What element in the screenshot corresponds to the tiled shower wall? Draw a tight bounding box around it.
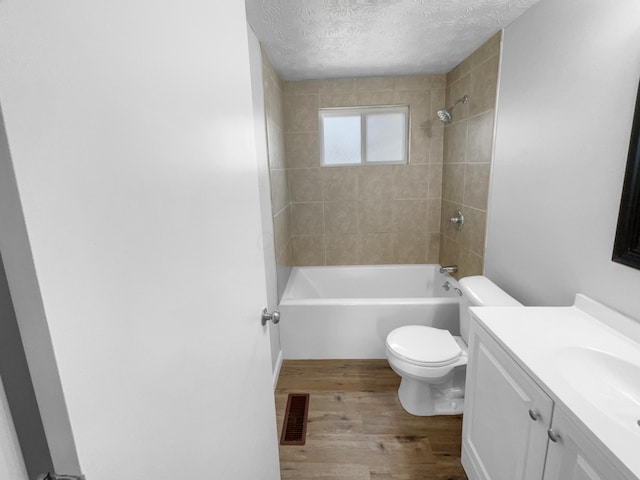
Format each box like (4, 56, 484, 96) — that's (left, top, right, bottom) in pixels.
(262, 53, 292, 276)
(283, 75, 446, 265)
(440, 32, 501, 279)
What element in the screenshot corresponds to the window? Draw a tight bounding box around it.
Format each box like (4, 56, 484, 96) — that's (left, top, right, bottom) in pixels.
(319, 106, 409, 166)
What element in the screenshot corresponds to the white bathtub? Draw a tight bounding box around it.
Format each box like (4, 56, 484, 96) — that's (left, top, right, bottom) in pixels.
(278, 264, 461, 359)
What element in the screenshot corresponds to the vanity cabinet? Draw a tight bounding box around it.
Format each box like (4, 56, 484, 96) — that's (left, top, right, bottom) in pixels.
(543, 408, 622, 480)
(462, 316, 637, 480)
(461, 321, 553, 480)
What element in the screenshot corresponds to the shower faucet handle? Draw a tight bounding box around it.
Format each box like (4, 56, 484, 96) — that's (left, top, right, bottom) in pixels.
(450, 210, 464, 230)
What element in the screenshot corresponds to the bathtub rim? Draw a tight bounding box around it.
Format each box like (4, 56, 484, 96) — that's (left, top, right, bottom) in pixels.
(280, 263, 459, 305)
(279, 297, 460, 307)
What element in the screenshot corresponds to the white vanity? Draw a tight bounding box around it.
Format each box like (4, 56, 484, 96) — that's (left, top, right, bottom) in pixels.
(461, 294, 640, 480)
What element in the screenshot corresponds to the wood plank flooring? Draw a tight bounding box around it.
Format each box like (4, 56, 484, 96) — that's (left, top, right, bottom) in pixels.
(275, 360, 468, 480)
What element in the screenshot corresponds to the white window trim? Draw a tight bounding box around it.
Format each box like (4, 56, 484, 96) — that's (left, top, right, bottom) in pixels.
(319, 105, 410, 167)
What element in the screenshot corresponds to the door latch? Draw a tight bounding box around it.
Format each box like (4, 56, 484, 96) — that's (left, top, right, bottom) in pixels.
(39, 473, 85, 480)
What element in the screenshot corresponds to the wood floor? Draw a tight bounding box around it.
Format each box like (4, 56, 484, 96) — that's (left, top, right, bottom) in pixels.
(275, 360, 468, 480)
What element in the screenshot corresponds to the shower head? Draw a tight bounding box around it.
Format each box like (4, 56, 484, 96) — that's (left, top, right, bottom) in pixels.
(437, 95, 469, 125)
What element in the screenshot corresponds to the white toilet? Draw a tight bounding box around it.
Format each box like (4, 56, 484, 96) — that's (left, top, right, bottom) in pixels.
(385, 275, 520, 416)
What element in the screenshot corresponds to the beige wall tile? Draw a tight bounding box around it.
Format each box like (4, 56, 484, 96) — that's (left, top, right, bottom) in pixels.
(444, 120, 467, 164)
(395, 90, 431, 128)
(458, 248, 484, 277)
(430, 89, 446, 125)
(291, 202, 324, 235)
(358, 199, 392, 233)
(358, 165, 393, 199)
(471, 31, 502, 69)
(432, 75, 446, 89)
(438, 36, 500, 274)
(443, 163, 465, 204)
(293, 235, 326, 265)
(356, 76, 394, 92)
(410, 127, 429, 164)
(426, 199, 442, 232)
(325, 201, 359, 234)
(428, 164, 443, 199)
(460, 207, 487, 256)
(469, 55, 499, 117)
(392, 199, 429, 232)
(281, 75, 450, 267)
(285, 132, 319, 168)
(284, 80, 321, 95)
(393, 232, 428, 264)
(266, 119, 286, 169)
(263, 55, 293, 280)
(263, 73, 277, 123)
(322, 166, 358, 201)
(277, 240, 293, 268)
(440, 200, 463, 241)
(264, 66, 285, 128)
(392, 164, 429, 199)
(357, 91, 395, 106)
(319, 78, 356, 94)
(445, 75, 471, 122)
(463, 164, 491, 210)
(358, 233, 394, 264)
(270, 168, 290, 213)
(429, 127, 444, 164)
(284, 94, 319, 132)
(439, 235, 460, 272)
(466, 110, 495, 163)
(263, 53, 283, 91)
(273, 207, 291, 259)
(288, 168, 322, 202)
(320, 93, 358, 108)
(394, 75, 432, 91)
(426, 233, 441, 263)
(325, 234, 359, 265)
(447, 57, 472, 85)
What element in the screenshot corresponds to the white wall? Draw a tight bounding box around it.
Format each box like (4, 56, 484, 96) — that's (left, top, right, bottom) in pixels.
(486, 0, 640, 321)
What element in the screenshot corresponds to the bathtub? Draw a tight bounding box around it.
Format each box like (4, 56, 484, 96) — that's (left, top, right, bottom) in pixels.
(278, 264, 461, 359)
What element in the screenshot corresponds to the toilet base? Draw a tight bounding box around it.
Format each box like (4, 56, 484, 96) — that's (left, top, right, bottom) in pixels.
(397, 368, 466, 416)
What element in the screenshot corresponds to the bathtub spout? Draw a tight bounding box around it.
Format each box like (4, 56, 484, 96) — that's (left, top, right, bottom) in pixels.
(439, 265, 458, 274)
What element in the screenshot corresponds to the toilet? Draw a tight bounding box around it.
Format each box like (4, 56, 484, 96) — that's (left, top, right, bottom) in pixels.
(385, 275, 520, 416)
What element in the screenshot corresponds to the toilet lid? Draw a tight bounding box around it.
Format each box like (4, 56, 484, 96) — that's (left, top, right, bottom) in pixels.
(386, 325, 461, 366)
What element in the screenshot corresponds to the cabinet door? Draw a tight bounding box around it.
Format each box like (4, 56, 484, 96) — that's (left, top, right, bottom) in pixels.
(543, 408, 631, 480)
(462, 322, 553, 480)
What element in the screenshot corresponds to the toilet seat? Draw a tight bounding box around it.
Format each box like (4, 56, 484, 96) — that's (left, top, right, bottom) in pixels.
(386, 325, 461, 367)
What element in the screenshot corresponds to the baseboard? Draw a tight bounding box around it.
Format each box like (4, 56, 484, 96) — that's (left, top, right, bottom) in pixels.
(272, 349, 283, 391)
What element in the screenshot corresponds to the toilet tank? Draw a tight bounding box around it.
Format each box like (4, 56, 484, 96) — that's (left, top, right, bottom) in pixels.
(458, 275, 521, 343)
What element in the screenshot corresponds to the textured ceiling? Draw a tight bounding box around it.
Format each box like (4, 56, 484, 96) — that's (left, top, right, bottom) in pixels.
(245, 0, 539, 80)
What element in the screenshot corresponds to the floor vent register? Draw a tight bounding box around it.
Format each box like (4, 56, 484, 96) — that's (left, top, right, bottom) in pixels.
(280, 393, 309, 446)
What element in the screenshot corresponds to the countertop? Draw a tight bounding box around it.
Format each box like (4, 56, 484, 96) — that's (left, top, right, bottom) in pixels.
(470, 295, 640, 479)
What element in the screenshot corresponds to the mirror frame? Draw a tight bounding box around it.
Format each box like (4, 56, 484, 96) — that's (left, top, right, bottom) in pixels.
(613, 79, 640, 269)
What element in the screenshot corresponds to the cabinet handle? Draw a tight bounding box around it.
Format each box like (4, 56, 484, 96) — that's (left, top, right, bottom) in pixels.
(547, 428, 561, 443)
(528, 408, 540, 421)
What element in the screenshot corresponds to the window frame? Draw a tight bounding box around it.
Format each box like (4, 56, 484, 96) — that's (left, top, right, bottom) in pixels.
(319, 105, 410, 167)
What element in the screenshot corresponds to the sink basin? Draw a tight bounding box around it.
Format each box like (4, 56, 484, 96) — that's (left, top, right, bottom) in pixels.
(555, 347, 640, 433)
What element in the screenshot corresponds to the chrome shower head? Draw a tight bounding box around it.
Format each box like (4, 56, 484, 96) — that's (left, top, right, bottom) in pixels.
(437, 95, 469, 125)
(437, 108, 453, 124)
